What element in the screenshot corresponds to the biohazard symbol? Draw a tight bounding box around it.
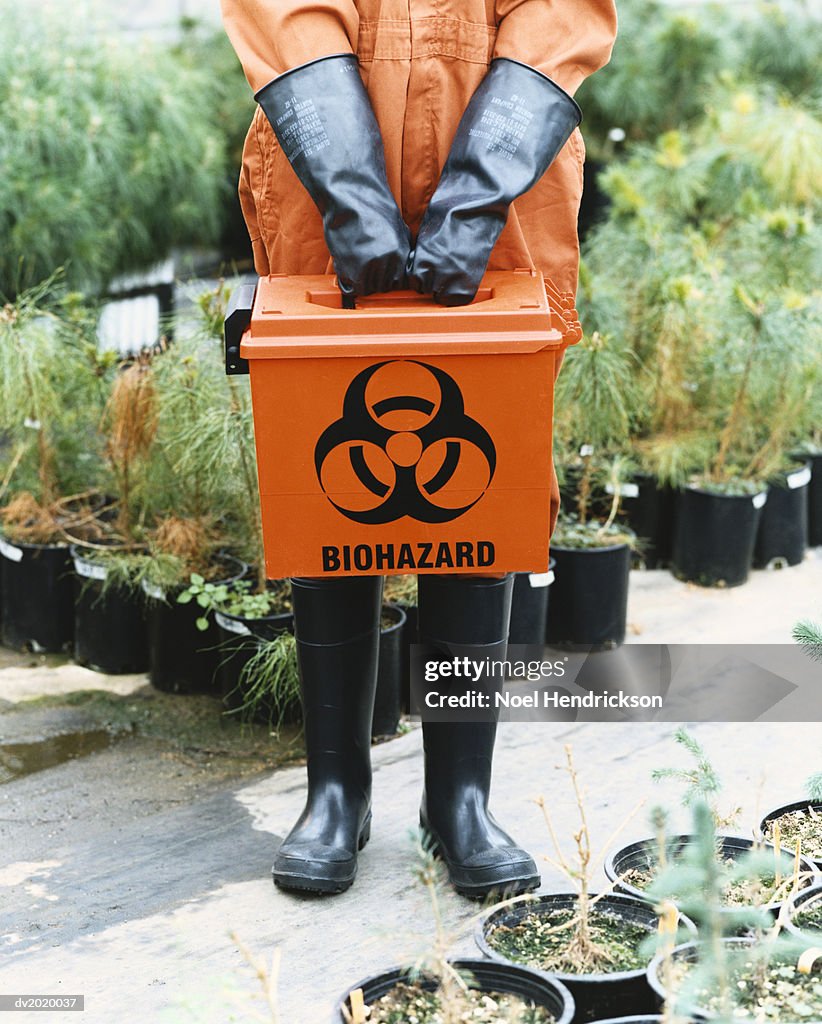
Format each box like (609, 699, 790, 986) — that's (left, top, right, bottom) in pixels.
(314, 360, 496, 524)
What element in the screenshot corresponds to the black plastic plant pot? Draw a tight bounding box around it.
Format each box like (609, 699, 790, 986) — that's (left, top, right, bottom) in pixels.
(605, 834, 819, 925)
(396, 599, 418, 715)
(758, 799, 822, 872)
(753, 463, 810, 568)
(71, 547, 148, 674)
(216, 607, 296, 724)
(372, 603, 407, 739)
(336, 957, 575, 1024)
(545, 544, 631, 651)
(587, 1018, 664, 1024)
(476, 893, 664, 1023)
(671, 485, 767, 587)
(509, 561, 555, 663)
(646, 938, 754, 1020)
(807, 452, 822, 547)
(144, 555, 246, 696)
(0, 535, 74, 653)
(785, 882, 822, 939)
(618, 473, 676, 570)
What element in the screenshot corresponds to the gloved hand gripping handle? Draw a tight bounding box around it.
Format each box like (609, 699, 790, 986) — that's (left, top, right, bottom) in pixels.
(408, 58, 582, 307)
(256, 55, 411, 298)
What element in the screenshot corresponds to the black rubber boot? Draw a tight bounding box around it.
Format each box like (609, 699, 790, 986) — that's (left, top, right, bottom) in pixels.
(417, 574, 541, 899)
(272, 575, 382, 894)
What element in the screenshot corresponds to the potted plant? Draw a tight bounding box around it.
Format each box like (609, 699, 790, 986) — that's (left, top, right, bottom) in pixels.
(646, 803, 822, 1022)
(476, 747, 693, 1023)
(337, 832, 575, 1024)
(0, 285, 112, 652)
(68, 353, 158, 673)
(759, 630, 822, 871)
(137, 285, 261, 694)
(548, 326, 641, 649)
(609, 729, 818, 922)
(547, 458, 637, 650)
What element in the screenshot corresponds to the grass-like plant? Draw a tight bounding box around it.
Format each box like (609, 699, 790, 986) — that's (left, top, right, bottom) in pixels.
(0, 0, 228, 297)
(0, 281, 114, 541)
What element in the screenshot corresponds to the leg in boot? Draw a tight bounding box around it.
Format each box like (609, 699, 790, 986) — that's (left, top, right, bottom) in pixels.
(273, 575, 382, 894)
(417, 574, 540, 899)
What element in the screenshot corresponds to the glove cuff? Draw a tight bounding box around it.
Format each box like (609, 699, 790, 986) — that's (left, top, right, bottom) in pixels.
(254, 53, 356, 103)
(489, 58, 583, 126)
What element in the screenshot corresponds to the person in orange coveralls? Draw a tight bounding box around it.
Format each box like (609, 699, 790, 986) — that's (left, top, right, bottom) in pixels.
(221, 0, 617, 898)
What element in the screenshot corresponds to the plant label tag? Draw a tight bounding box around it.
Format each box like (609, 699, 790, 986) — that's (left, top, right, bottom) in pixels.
(74, 556, 108, 581)
(23, 417, 42, 430)
(787, 467, 812, 489)
(528, 571, 555, 587)
(0, 538, 23, 562)
(752, 492, 768, 509)
(141, 581, 165, 601)
(605, 482, 640, 499)
(579, 444, 594, 457)
(215, 611, 250, 636)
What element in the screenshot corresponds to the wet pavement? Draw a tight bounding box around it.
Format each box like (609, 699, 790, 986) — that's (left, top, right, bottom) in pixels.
(0, 553, 820, 1022)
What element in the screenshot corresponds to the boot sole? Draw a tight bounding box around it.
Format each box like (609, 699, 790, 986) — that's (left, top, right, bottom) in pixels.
(272, 814, 371, 895)
(421, 818, 541, 901)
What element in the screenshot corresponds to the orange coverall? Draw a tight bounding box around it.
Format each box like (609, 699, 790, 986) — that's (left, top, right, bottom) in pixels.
(221, 0, 618, 533)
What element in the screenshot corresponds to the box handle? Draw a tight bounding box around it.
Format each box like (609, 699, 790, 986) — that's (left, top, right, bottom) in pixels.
(224, 282, 257, 375)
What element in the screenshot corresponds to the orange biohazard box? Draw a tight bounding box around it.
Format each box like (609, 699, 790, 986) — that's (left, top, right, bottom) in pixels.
(224, 270, 581, 579)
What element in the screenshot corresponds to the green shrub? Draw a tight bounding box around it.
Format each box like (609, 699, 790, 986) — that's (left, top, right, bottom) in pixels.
(0, 2, 228, 297)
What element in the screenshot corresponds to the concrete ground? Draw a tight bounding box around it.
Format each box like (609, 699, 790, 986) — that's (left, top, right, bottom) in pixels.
(1, 552, 821, 1023)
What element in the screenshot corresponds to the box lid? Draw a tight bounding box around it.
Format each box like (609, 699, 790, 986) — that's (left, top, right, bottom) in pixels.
(240, 270, 568, 360)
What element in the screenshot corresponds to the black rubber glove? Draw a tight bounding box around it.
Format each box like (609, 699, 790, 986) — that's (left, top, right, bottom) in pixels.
(408, 58, 582, 307)
(256, 54, 411, 297)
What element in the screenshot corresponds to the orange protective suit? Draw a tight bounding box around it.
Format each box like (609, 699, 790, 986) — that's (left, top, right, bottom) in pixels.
(221, 0, 617, 533)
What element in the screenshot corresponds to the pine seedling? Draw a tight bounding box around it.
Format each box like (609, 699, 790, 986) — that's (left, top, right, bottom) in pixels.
(807, 773, 822, 803)
(652, 727, 740, 828)
(793, 620, 822, 664)
(533, 745, 644, 972)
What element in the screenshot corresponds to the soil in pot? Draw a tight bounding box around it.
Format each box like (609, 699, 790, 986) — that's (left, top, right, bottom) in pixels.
(478, 893, 664, 1022)
(671, 485, 766, 587)
(509, 564, 554, 663)
(364, 980, 555, 1023)
(653, 939, 822, 1023)
(146, 554, 246, 696)
(71, 546, 148, 674)
(545, 543, 632, 651)
(761, 801, 822, 870)
(338, 959, 573, 1024)
(606, 835, 817, 920)
(753, 464, 810, 568)
(372, 604, 407, 739)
